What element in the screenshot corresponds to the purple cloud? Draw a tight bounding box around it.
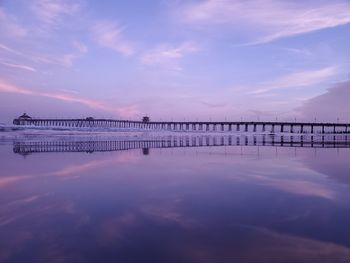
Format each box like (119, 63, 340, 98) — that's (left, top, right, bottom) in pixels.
(298, 80, 350, 122)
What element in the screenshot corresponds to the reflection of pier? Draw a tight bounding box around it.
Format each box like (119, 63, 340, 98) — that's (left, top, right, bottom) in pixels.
(13, 134, 350, 155)
(13, 115, 350, 134)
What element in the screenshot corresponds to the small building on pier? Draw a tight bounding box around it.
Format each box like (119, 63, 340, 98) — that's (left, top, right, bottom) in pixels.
(142, 116, 150, 123)
(18, 113, 32, 120)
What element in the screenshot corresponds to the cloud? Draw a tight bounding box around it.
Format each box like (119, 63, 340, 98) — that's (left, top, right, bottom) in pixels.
(0, 0, 86, 69)
(282, 47, 313, 57)
(72, 40, 88, 53)
(92, 21, 135, 56)
(0, 176, 32, 188)
(0, 7, 28, 37)
(0, 61, 37, 72)
(141, 41, 199, 70)
(0, 80, 140, 117)
(249, 66, 338, 94)
(298, 80, 350, 122)
(52, 159, 111, 176)
(0, 80, 33, 95)
(200, 101, 227, 108)
(0, 43, 23, 56)
(0, 79, 102, 108)
(0, 40, 87, 68)
(60, 40, 88, 66)
(0, 43, 46, 63)
(252, 174, 335, 200)
(31, 0, 80, 25)
(181, 0, 350, 44)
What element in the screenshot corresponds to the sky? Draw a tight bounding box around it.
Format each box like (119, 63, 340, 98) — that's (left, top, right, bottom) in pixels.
(0, 0, 350, 123)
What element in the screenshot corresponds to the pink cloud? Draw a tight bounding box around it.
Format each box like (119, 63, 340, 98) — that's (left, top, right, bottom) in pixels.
(181, 0, 350, 44)
(141, 41, 199, 70)
(0, 61, 37, 72)
(59, 41, 88, 66)
(0, 176, 32, 188)
(0, 41, 87, 68)
(249, 66, 338, 95)
(0, 80, 140, 118)
(52, 159, 111, 176)
(0, 7, 28, 38)
(52, 152, 140, 177)
(142, 41, 199, 62)
(298, 80, 350, 122)
(0, 81, 33, 95)
(92, 21, 135, 56)
(31, 0, 80, 25)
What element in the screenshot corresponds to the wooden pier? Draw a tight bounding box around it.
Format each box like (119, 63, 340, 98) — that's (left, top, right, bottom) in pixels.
(13, 115, 350, 134)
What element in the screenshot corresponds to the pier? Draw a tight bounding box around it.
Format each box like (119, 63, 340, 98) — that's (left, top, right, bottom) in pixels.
(13, 114, 350, 134)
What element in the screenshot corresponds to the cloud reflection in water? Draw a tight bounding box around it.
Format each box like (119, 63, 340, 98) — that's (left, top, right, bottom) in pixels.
(1, 135, 350, 262)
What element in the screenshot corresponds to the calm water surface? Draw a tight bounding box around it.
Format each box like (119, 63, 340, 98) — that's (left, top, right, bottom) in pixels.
(1, 134, 350, 263)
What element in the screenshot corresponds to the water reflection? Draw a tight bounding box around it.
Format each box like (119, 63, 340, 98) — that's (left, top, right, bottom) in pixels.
(1, 134, 350, 262)
(13, 134, 350, 156)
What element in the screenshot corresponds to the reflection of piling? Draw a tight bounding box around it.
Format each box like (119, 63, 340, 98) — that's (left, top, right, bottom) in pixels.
(12, 134, 350, 155)
(142, 148, 150, 155)
(301, 136, 304, 147)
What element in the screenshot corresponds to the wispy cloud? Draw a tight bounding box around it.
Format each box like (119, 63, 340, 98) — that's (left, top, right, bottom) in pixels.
(72, 40, 88, 53)
(0, 79, 102, 108)
(31, 0, 80, 25)
(0, 7, 28, 38)
(52, 159, 111, 176)
(0, 176, 32, 189)
(298, 80, 350, 122)
(181, 0, 350, 44)
(141, 41, 199, 70)
(249, 66, 338, 94)
(200, 101, 227, 108)
(0, 43, 23, 56)
(60, 40, 88, 66)
(252, 174, 335, 200)
(282, 47, 312, 57)
(0, 61, 37, 72)
(0, 40, 87, 68)
(92, 21, 135, 56)
(0, 80, 140, 117)
(0, 80, 33, 95)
